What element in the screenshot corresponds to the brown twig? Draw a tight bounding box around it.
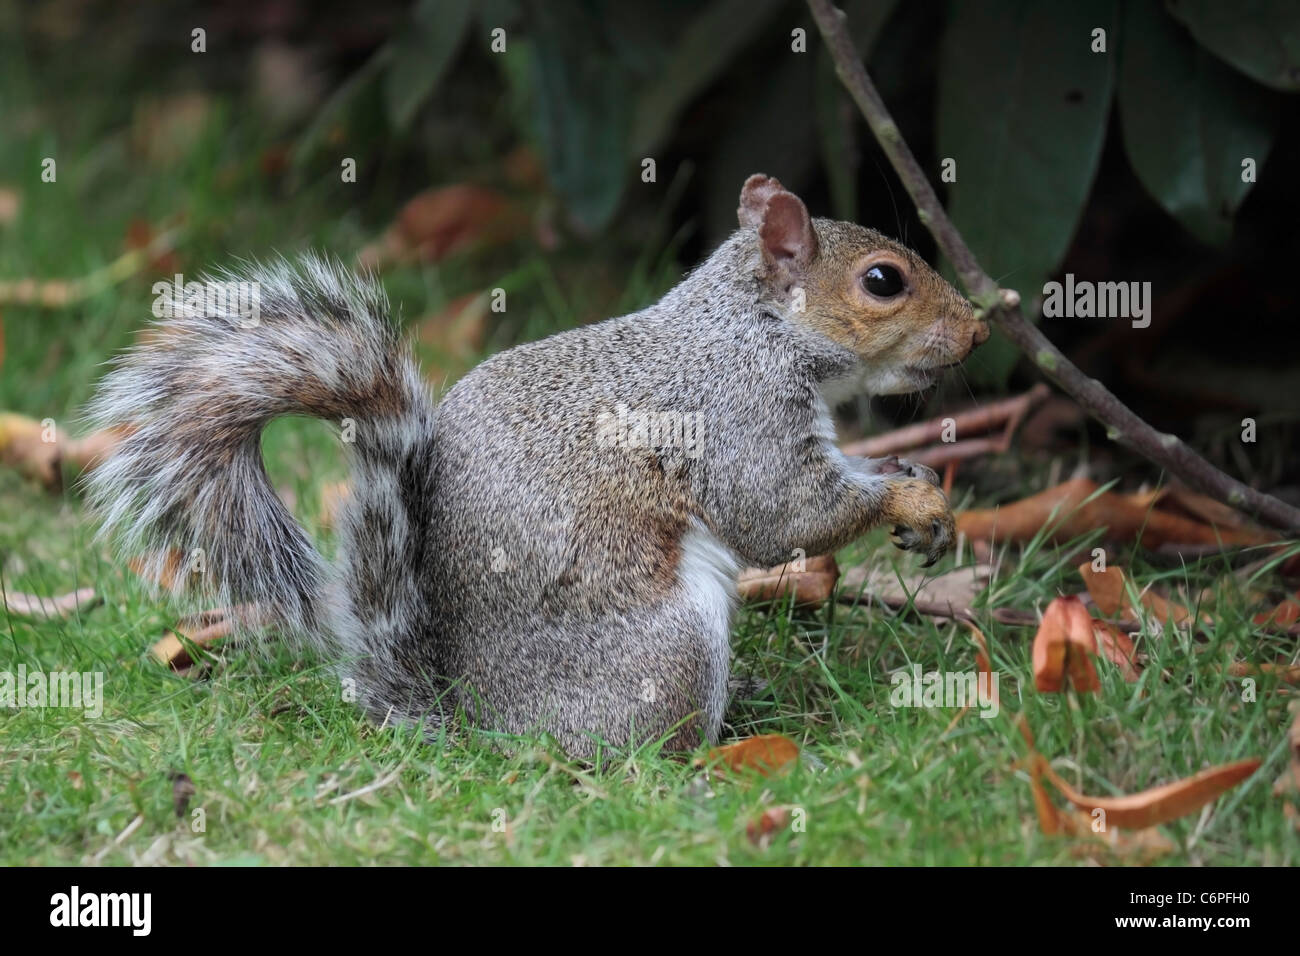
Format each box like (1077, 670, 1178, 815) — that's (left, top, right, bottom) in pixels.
(836, 588, 979, 624)
(841, 384, 1049, 458)
(807, 0, 1300, 535)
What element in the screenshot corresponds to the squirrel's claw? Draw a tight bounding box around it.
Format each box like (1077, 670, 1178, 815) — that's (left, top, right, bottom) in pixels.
(888, 512, 953, 566)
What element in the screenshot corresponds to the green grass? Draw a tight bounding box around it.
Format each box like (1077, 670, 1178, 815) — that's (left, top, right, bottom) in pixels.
(2, 36, 1297, 866)
(2, 467, 1298, 864)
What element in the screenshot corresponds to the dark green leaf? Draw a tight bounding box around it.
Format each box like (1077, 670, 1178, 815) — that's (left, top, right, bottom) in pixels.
(526, 6, 632, 232)
(816, 0, 901, 222)
(474, 0, 522, 31)
(702, 50, 818, 243)
(630, 0, 785, 158)
(1164, 0, 1300, 91)
(1119, 2, 1280, 245)
(291, 46, 392, 178)
(937, 0, 1117, 384)
(385, 0, 474, 130)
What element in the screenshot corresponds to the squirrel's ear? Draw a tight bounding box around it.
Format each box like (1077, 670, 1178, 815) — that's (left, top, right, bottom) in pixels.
(737, 173, 786, 229)
(758, 191, 818, 279)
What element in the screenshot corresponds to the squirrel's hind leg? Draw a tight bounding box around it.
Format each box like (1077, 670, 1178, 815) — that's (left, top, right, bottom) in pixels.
(487, 525, 739, 760)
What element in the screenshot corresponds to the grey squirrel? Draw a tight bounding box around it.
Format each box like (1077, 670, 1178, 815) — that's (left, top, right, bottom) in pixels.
(85, 174, 988, 757)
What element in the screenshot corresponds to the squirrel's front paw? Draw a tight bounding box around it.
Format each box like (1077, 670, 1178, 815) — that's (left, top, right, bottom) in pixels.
(881, 477, 954, 568)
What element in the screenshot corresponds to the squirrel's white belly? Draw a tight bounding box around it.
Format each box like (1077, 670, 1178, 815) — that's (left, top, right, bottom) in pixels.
(676, 521, 741, 738)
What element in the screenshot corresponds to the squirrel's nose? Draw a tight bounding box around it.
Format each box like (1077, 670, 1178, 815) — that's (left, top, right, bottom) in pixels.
(971, 322, 991, 349)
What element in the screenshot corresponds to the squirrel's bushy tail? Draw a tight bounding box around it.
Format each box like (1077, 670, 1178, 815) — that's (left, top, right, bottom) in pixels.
(84, 255, 434, 645)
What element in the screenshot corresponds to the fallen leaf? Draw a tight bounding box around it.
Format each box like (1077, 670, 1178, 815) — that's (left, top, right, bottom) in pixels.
(1022, 745, 1182, 860)
(1040, 757, 1261, 830)
(1226, 662, 1300, 685)
(358, 184, 524, 269)
(1078, 561, 1201, 629)
(934, 619, 1000, 735)
(151, 608, 238, 670)
(1092, 620, 1141, 682)
(3, 587, 99, 619)
(1253, 591, 1300, 628)
(1033, 595, 1099, 693)
(62, 424, 134, 475)
(1155, 486, 1256, 531)
(1078, 562, 1125, 617)
(738, 554, 839, 607)
(1026, 751, 1065, 836)
(840, 562, 992, 616)
(962, 618, 999, 709)
(1273, 703, 1300, 830)
(701, 734, 800, 776)
(958, 477, 1274, 550)
(0, 412, 62, 489)
(745, 806, 790, 845)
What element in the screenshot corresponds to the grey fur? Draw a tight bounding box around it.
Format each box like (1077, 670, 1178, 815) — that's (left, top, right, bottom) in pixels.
(86, 195, 982, 758)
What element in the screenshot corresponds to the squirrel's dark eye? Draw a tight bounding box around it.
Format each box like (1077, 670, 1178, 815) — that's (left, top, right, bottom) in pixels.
(863, 264, 905, 298)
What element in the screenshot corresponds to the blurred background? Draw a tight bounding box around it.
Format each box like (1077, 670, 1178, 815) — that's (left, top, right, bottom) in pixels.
(1, 0, 1298, 505)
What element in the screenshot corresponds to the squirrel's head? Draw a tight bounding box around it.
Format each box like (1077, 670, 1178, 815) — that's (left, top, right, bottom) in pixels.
(738, 174, 989, 396)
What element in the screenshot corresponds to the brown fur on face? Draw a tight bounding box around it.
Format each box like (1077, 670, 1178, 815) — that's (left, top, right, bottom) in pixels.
(739, 174, 989, 395)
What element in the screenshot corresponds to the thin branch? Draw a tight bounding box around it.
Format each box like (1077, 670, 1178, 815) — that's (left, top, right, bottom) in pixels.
(840, 383, 1049, 458)
(807, 0, 1300, 535)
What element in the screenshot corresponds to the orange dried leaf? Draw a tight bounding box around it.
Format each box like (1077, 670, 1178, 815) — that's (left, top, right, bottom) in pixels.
(1227, 662, 1300, 685)
(1078, 562, 1125, 617)
(1093, 621, 1141, 682)
(1064, 617, 1101, 695)
(0, 412, 62, 490)
(1041, 758, 1261, 830)
(1078, 562, 1202, 629)
(1026, 753, 1064, 836)
(961, 619, 999, 710)
(1156, 486, 1256, 532)
(703, 734, 800, 776)
(63, 424, 134, 475)
(958, 477, 1273, 550)
(3, 587, 98, 619)
(738, 554, 839, 607)
(1033, 595, 1098, 693)
(745, 806, 791, 844)
(1274, 704, 1300, 825)
(151, 609, 237, 670)
(1253, 591, 1300, 628)
(1033, 600, 1069, 692)
(359, 184, 524, 269)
